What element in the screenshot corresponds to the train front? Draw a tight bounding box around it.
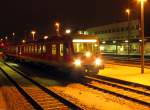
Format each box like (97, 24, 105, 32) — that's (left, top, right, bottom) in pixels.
(71, 38, 104, 75)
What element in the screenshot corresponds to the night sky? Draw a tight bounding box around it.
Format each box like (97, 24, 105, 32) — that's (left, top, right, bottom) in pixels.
(0, 0, 150, 38)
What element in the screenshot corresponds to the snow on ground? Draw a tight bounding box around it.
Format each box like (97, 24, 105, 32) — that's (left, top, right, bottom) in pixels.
(51, 83, 149, 110)
(98, 64, 150, 86)
(50, 63, 150, 110)
(0, 89, 7, 110)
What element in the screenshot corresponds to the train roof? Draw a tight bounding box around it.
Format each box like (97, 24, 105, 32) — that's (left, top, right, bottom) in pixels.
(9, 34, 100, 46)
(18, 35, 73, 45)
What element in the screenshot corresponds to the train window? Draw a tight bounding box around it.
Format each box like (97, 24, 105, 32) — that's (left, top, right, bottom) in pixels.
(31, 45, 34, 53)
(52, 44, 56, 55)
(25, 46, 26, 53)
(26, 46, 28, 53)
(73, 42, 99, 54)
(29, 46, 32, 53)
(23, 46, 25, 53)
(42, 45, 46, 53)
(64, 43, 70, 55)
(38, 45, 42, 54)
(16, 47, 18, 53)
(60, 44, 63, 56)
(35, 45, 37, 53)
(26, 45, 29, 53)
(19, 46, 22, 54)
(24, 46, 26, 53)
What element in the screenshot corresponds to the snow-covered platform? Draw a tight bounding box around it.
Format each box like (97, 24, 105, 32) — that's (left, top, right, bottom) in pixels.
(98, 64, 150, 86)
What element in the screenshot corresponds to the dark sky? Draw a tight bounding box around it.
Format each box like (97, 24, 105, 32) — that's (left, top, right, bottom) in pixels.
(0, 0, 150, 38)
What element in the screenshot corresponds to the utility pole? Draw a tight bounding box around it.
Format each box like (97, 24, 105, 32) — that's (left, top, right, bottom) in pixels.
(138, 0, 147, 74)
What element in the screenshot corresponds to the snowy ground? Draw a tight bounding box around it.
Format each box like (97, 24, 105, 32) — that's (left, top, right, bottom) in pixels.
(1, 61, 150, 110)
(0, 89, 6, 110)
(50, 64, 150, 110)
(98, 63, 150, 86)
(51, 83, 149, 110)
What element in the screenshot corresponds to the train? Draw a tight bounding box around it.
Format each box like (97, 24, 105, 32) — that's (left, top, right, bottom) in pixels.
(0, 41, 5, 58)
(4, 35, 104, 77)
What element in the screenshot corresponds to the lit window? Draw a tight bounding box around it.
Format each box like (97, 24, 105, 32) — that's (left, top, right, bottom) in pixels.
(38, 45, 42, 54)
(29, 46, 32, 53)
(60, 44, 63, 56)
(35, 45, 37, 53)
(23, 46, 25, 53)
(52, 44, 56, 55)
(16, 47, 18, 53)
(32, 45, 34, 53)
(42, 45, 46, 53)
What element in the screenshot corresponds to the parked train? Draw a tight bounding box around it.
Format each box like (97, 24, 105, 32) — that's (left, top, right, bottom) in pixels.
(4, 35, 104, 77)
(0, 41, 5, 58)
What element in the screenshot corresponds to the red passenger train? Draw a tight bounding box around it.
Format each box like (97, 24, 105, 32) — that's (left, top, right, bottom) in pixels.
(4, 35, 104, 77)
(0, 40, 5, 58)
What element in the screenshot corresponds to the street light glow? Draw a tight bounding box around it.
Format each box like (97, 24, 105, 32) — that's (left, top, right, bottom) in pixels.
(12, 32, 15, 36)
(102, 41, 106, 44)
(126, 9, 130, 15)
(138, 0, 147, 3)
(22, 39, 26, 43)
(65, 29, 71, 34)
(31, 31, 36, 41)
(125, 40, 129, 43)
(55, 22, 60, 27)
(55, 22, 60, 36)
(31, 31, 36, 35)
(5, 36, 8, 40)
(44, 36, 48, 40)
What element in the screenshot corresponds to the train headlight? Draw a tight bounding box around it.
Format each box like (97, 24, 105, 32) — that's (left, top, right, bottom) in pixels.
(85, 51, 91, 58)
(74, 59, 81, 67)
(95, 58, 102, 66)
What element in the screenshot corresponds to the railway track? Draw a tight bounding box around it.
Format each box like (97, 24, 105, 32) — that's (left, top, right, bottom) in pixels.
(0, 62, 82, 110)
(104, 57, 150, 68)
(105, 60, 150, 68)
(81, 75, 150, 107)
(4, 61, 150, 109)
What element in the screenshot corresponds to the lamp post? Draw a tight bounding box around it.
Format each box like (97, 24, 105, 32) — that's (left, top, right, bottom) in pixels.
(31, 31, 36, 41)
(55, 22, 60, 36)
(138, 0, 147, 74)
(126, 8, 130, 60)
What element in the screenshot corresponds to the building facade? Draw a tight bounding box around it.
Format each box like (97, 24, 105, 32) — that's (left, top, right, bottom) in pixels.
(86, 20, 140, 41)
(83, 20, 150, 55)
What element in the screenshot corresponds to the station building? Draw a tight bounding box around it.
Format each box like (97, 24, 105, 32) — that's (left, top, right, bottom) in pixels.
(82, 19, 150, 56)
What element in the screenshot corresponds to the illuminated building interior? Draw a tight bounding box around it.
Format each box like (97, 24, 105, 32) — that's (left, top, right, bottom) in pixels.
(82, 20, 150, 55)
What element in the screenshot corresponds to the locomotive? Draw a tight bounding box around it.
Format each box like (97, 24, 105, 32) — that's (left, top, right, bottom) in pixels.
(4, 35, 104, 77)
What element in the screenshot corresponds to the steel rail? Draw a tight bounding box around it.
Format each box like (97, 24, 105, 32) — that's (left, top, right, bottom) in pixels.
(3, 62, 82, 110)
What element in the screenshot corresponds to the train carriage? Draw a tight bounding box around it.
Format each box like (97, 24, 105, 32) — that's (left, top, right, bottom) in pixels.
(0, 41, 5, 58)
(4, 35, 104, 77)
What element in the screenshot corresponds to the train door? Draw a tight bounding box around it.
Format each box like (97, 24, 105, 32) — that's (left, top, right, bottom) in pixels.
(17, 46, 22, 55)
(63, 42, 73, 62)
